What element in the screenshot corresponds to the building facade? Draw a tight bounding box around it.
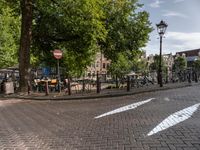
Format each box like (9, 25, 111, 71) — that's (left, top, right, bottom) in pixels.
(163, 53, 174, 81)
(176, 48, 200, 67)
(86, 52, 111, 79)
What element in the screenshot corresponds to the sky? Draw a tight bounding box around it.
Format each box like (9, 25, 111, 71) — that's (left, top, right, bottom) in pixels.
(139, 0, 200, 55)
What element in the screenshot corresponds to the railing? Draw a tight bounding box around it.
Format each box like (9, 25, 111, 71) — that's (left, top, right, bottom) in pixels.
(1, 69, 200, 95)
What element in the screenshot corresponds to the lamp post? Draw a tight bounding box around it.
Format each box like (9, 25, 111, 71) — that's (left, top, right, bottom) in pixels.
(156, 20, 168, 87)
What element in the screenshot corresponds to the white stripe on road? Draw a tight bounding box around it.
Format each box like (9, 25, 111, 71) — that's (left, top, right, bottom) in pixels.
(95, 98, 155, 119)
(147, 103, 200, 136)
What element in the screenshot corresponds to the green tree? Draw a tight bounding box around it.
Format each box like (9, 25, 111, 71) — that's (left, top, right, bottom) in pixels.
(3, 0, 34, 92)
(0, 1, 20, 68)
(108, 52, 132, 87)
(18, 0, 33, 93)
(101, 0, 152, 62)
(131, 50, 148, 73)
(173, 56, 187, 72)
(149, 55, 167, 82)
(2, 0, 106, 92)
(1, 0, 152, 93)
(31, 0, 152, 78)
(32, 0, 106, 77)
(149, 55, 167, 71)
(193, 60, 200, 70)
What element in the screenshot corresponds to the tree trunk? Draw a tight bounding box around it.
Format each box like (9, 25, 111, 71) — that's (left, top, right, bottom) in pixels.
(18, 0, 33, 93)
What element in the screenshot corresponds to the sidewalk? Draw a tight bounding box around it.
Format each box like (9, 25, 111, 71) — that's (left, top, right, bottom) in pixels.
(0, 82, 199, 101)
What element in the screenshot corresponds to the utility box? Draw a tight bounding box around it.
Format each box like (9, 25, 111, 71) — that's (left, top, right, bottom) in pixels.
(4, 81, 14, 94)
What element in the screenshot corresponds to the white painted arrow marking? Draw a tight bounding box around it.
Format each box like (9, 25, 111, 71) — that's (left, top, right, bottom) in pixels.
(147, 103, 200, 136)
(95, 98, 155, 119)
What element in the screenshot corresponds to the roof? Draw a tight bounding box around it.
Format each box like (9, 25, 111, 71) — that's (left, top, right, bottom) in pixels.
(176, 48, 200, 57)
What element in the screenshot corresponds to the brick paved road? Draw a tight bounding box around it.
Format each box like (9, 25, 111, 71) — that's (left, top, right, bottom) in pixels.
(0, 85, 200, 150)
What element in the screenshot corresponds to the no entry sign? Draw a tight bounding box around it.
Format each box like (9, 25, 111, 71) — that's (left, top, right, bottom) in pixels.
(53, 49, 63, 59)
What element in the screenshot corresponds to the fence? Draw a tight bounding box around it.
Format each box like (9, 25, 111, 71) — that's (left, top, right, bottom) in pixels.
(1, 69, 200, 95)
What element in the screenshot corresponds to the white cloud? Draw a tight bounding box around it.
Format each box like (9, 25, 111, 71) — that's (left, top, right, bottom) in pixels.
(145, 32, 200, 55)
(165, 32, 200, 53)
(163, 11, 188, 18)
(149, 0, 163, 8)
(174, 0, 185, 3)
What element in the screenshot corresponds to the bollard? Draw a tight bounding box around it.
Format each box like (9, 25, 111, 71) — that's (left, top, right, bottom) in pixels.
(68, 78, 71, 95)
(97, 73, 101, 93)
(127, 76, 130, 92)
(28, 83, 30, 95)
(188, 72, 191, 83)
(195, 72, 198, 83)
(45, 81, 49, 96)
(28, 81, 31, 95)
(82, 79, 85, 92)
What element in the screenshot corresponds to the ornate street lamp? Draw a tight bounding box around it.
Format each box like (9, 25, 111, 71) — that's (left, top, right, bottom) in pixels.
(156, 20, 168, 87)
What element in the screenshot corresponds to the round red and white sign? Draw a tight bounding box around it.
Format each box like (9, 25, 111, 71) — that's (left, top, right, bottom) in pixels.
(53, 49, 63, 59)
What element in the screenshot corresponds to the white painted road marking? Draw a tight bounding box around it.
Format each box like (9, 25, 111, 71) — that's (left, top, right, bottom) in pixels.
(147, 103, 200, 136)
(95, 98, 155, 119)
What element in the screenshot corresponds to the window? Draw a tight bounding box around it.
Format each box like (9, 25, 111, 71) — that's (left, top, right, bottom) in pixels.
(96, 62, 99, 67)
(103, 63, 106, 69)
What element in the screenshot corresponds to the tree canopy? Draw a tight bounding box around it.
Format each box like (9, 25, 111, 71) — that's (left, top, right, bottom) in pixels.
(101, 0, 152, 62)
(173, 56, 187, 72)
(149, 55, 166, 72)
(0, 0, 152, 72)
(31, 0, 152, 76)
(193, 59, 200, 72)
(32, 0, 107, 76)
(0, 0, 152, 92)
(0, 1, 20, 68)
(108, 52, 132, 78)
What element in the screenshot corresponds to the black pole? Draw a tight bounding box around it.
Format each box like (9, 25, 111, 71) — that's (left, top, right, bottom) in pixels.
(45, 81, 49, 96)
(159, 35, 163, 87)
(82, 79, 85, 92)
(68, 77, 71, 95)
(127, 76, 130, 92)
(188, 70, 191, 83)
(96, 72, 100, 93)
(57, 59, 61, 92)
(195, 71, 198, 82)
(166, 67, 168, 84)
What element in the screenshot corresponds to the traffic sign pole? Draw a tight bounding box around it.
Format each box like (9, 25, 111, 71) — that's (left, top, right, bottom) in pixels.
(57, 59, 61, 93)
(53, 49, 63, 93)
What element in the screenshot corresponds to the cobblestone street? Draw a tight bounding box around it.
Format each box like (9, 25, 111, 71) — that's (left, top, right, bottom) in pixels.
(0, 85, 200, 150)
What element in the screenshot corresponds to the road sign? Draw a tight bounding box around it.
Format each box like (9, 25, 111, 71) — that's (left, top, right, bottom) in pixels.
(52, 49, 62, 93)
(53, 49, 63, 59)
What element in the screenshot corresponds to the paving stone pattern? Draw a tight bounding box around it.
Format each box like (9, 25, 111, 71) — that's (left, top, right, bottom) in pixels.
(0, 85, 200, 150)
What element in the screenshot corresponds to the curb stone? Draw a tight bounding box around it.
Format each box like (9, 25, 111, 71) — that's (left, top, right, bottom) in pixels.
(0, 82, 198, 101)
